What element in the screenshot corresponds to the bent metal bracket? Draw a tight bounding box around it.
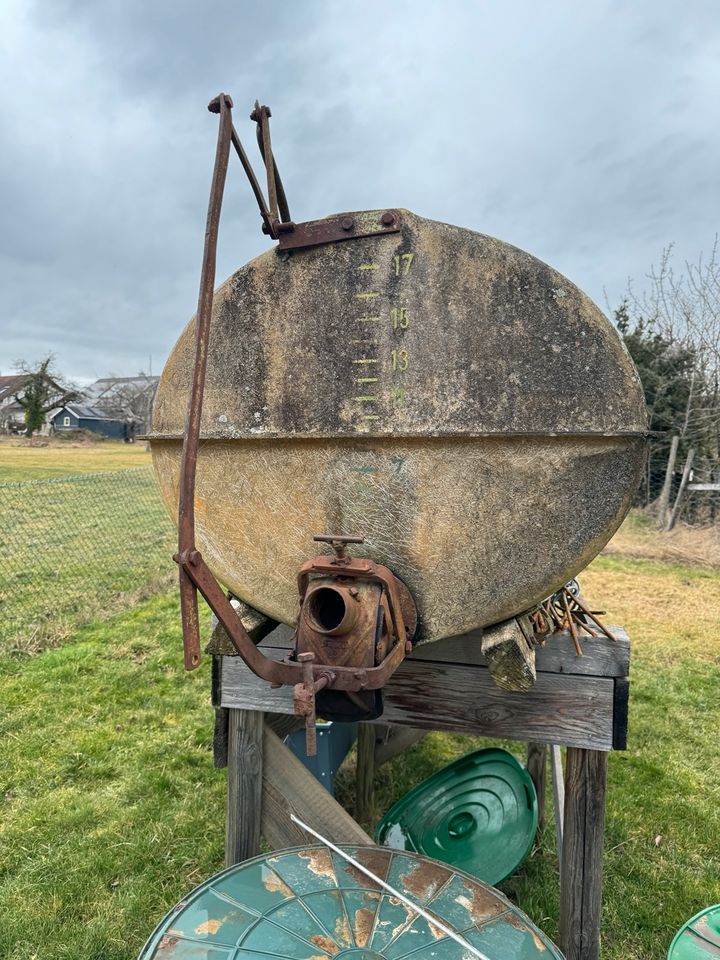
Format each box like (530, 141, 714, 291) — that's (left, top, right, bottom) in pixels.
(173, 94, 414, 754)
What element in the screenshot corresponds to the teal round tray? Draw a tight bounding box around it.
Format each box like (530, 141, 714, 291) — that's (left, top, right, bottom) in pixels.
(375, 748, 538, 885)
(138, 844, 561, 959)
(668, 905, 720, 958)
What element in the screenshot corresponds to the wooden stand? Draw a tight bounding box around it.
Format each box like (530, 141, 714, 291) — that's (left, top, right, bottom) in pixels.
(214, 624, 630, 960)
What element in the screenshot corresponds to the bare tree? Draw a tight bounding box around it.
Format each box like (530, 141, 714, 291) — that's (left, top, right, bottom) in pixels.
(13, 356, 81, 436)
(625, 240, 720, 524)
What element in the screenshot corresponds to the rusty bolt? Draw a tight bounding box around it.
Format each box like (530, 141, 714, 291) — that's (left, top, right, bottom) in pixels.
(341, 217, 354, 231)
(348, 587, 359, 598)
(208, 93, 233, 114)
(381, 211, 396, 226)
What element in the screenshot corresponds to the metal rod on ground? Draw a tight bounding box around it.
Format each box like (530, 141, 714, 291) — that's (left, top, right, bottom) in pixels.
(289, 814, 492, 960)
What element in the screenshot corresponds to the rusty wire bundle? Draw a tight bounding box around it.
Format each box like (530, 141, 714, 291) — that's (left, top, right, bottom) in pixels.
(529, 579, 617, 657)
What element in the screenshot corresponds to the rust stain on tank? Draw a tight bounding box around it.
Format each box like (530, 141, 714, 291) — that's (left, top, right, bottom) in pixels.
(262, 868, 293, 897)
(334, 911, 353, 947)
(455, 881, 506, 923)
(310, 934, 338, 954)
(299, 848, 337, 882)
(505, 912, 547, 950)
(194, 919, 222, 935)
(400, 860, 452, 901)
(354, 906, 377, 947)
(346, 849, 392, 889)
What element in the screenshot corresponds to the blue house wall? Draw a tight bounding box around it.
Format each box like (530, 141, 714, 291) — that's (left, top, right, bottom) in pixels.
(51, 407, 127, 440)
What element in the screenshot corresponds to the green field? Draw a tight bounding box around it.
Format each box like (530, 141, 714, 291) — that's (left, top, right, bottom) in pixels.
(0, 466, 175, 654)
(0, 437, 152, 481)
(1, 443, 719, 957)
(1, 545, 719, 958)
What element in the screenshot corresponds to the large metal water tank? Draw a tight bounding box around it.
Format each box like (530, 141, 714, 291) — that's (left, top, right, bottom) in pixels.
(150, 209, 646, 644)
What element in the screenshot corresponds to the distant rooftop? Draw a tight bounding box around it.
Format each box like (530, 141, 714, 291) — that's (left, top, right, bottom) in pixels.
(0, 375, 29, 403)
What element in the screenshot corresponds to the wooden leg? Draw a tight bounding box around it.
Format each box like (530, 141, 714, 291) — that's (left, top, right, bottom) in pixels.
(527, 743, 547, 832)
(558, 748, 608, 960)
(225, 708, 264, 867)
(550, 745, 565, 873)
(262, 726, 372, 848)
(355, 723, 376, 823)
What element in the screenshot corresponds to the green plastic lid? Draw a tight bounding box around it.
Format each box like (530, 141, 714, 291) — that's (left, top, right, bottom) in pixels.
(375, 748, 538, 886)
(138, 844, 561, 959)
(668, 905, 720, 958)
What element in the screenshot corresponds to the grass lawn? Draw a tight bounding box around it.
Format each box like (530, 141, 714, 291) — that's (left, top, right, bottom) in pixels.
(0, 466, 174, 655)
(1, 534, 719, 957)
(0, 438, 151, 481)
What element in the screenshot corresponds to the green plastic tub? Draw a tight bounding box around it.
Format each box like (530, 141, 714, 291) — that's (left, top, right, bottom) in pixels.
(375, 747, 538, 885)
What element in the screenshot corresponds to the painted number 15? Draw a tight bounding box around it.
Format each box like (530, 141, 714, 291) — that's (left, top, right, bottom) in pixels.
(391, 307, 410, 329)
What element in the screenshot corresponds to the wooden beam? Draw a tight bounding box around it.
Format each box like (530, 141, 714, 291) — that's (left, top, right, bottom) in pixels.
(261, 725, 372, 848)
(355, 724, 376, 823)
(223, 652, 617, 750)
(225, 709, 264, 866)
(550, 745, 565, 874)
(656, 434, 679, 529)
(526, 743, 547, 832)
(258, 624, 630, 679)
(558, 749, 608, 960)
(667, 447, 695, 530)
(481, 618, 536, 691)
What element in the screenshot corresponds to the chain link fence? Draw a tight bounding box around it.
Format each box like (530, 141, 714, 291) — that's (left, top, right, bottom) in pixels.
(0, 466, 176, 653)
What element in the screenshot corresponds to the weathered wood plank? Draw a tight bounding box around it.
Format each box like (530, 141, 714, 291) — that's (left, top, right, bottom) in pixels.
(256, 624, 629, 679)
(225, 709, 263, 866)
(551, 744, 565, 873)
(406, 629, 628, 677)
(613, 677, 630, 750)
(261, 725, 372, 848)
(355, 724, 375, 823)
(481, 618, 536, 691)
(378, 663, 615, 749)
(222, 652, 616, 750)
(526, 743, 547, 832)
(558, 748, 608, 960)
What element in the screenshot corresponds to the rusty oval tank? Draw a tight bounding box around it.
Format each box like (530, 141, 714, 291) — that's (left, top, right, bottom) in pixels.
(150, 209, 646, 644)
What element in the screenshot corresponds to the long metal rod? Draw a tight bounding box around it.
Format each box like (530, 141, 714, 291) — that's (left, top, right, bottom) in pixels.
(230, 126, 275, 237)
(289, 814, 492, 960)
(176, 92, 234, 669)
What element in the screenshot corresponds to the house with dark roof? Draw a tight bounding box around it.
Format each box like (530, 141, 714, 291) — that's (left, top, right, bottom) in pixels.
(85, 375, 159, 434)
(0, 375, 31, 432)
(49, 404, 128, 440)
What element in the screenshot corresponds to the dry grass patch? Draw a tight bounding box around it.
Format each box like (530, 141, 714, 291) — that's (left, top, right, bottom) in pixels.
(605, 510, 720, 569)
(583, 556, 720, 666)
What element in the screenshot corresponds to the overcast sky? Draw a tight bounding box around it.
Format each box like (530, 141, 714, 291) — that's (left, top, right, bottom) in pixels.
(1, 0, 718, 383)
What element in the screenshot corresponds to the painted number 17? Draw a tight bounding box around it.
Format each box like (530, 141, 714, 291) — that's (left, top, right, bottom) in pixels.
(394, 252, 414, 276)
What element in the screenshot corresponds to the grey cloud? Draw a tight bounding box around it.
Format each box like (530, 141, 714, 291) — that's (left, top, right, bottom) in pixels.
(1, 0, 719, 380)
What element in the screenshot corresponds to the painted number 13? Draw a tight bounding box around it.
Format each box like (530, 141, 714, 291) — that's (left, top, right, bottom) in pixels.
(391, 348, 409, 371)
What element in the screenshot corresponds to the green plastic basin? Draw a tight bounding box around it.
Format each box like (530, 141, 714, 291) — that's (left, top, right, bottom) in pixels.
(668, 904, 720, 958)
(375, 748, 538, 885)
(138, 844, 561, 959)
